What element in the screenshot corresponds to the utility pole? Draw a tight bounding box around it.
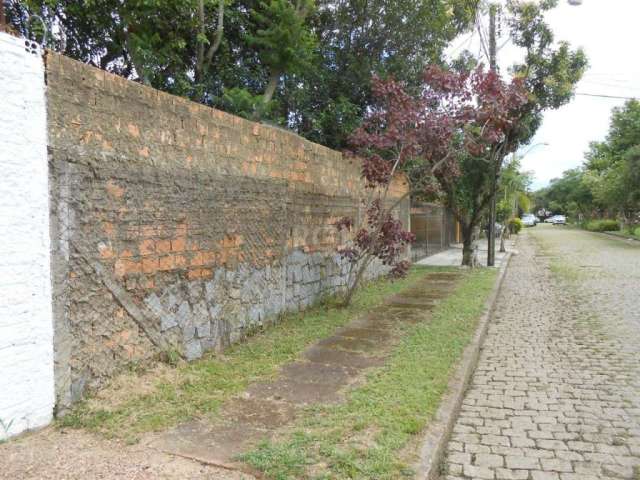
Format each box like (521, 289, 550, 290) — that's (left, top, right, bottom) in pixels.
(487, 3, 498, 267)
(0, 1, 6, 32)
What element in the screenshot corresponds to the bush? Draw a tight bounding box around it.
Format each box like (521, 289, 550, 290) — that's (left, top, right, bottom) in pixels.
(508, 217, 522, 234)
(585, 219, 619, 232)
(634, 226, 640, 238)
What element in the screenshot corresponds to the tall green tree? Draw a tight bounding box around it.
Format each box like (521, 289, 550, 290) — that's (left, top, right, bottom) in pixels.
(535, 167, 594, 220)
(583, 100, 640, 225)
(288, 0, 479, 148)
(6, 0, 478, 148)
(6, 0, 225, 96)
(497, 157, 533, 221)
(439, 0, 586, 265)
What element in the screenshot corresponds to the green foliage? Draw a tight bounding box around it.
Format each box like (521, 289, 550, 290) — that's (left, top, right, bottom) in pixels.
(508, 217, 523, 234)
(6, 0, 477, 147)
(247, 0, 316, 75)
(432, 1, 585, 264)
(497, 157, 533, 221)
(506, 1, 588, 145)
(536, 100, 640, 224)
(583, 101, 640, 221)
(534, 167, 593, 218)
(292, 0, 478, 148)
(220, 87, 277, 120)
(634, 227, 640, 238)
(585, 219, 619, 232)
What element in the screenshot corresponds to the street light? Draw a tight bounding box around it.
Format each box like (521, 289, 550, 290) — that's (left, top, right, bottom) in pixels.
(518, 142, 550, 158)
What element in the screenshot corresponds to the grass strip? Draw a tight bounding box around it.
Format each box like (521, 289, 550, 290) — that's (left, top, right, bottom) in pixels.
(59, 267, 436, 441)
(241, 268, 497, 479)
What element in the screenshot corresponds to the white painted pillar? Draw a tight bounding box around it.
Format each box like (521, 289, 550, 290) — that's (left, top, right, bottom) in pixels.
(0, 32, 55, 439)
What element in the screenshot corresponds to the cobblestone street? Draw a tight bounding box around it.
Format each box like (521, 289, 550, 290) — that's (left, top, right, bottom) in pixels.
(443, 226, 640, 480)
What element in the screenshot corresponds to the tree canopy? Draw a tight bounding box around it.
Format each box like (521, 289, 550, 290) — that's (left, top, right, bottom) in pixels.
(536, 100, 640, 226)
(6, 0, 477, 148)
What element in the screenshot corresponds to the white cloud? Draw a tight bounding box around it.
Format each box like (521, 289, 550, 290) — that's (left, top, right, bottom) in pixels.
(448, 0, 640, 189)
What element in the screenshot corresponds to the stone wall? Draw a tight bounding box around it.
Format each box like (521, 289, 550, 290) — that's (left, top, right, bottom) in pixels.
(45, 52, 410, 410)
(0, 33, 55, 438)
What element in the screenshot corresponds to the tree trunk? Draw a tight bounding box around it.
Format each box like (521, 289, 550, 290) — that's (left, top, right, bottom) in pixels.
(461, 224, 474, 267)
(252, 70, 280, 121)
(341, 255, 372, 307)
(263, 70, 280, 104)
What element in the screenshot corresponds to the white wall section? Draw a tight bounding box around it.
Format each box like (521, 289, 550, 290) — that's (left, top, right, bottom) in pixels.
(0, 32, 54, 439)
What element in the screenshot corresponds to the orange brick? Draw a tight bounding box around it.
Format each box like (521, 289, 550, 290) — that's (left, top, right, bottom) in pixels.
(114, 258, 141, 278)
(201, 251, 216, 264)
(114, 259, 126, 278)
(98, 244, 114, 259)
(127, 123, 140, 137)
(171, 237, 186, 252)
(190, 251, 205, 266)
(222, 235, 237, 249)
(188, 268, 212, 280)
(123, 259, 142, 275)
(139, 239, 155, 255)
(106, 180, 125, 199)
(142, 257, 159, 274)
(156, 239, 171, 254)
(187, 269, 199, 280)
(102, 222, 115, 236)
(158, 255, 175, 271)
(174, 254, 187, 268)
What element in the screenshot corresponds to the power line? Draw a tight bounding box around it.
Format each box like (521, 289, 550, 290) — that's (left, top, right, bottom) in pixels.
(580, 80, 640, 92)
(575, 92, 638, 100)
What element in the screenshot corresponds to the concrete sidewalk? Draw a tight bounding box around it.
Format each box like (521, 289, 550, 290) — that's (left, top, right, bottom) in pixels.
(416, 238, 516, 268)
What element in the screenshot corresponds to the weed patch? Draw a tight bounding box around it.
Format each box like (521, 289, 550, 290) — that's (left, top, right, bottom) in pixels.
(59, 267, 434, 440)
(241, 268, 497, 479)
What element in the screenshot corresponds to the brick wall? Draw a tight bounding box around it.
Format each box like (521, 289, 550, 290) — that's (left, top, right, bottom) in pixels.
(0, 33, 55, 438)
(45, 52, 410, 410)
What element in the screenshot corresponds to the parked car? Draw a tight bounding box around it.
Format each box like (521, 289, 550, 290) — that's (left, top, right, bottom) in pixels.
(551, 215, 567, 225)
(544, 216, 555, 223)
(521, 214, 537, 227)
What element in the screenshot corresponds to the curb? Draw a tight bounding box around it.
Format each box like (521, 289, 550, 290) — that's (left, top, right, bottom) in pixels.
(413, 250, 513, 480)
(600, 231, 640, 243)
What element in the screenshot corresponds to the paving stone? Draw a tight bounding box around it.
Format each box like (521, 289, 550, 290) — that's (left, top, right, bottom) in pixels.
(494, 468, 529, 479)
(602, 463, 634, 478)
(440, 232, 640, 480)
(463, 463, 495, 479)
(474, 453, 504, 468)
(531, 471, 560, 480)
(540, 458, 573, 472)
(505, 455, 540, 470)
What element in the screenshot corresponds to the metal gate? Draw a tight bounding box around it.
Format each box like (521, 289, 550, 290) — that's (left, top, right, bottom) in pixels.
(410, 203, 457, 262)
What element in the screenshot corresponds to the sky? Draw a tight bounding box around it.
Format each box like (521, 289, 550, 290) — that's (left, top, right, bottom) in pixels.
(448, 0, 640, 190)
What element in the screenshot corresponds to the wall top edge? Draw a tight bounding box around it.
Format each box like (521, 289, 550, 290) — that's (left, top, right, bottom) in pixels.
(45, 48, 344, 158)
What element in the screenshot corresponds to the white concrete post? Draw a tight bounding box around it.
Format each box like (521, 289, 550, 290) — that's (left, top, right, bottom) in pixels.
(0, 32, 55, 439)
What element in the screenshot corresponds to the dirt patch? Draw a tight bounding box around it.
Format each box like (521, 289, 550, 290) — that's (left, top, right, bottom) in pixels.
(0, 427, 252, 480)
